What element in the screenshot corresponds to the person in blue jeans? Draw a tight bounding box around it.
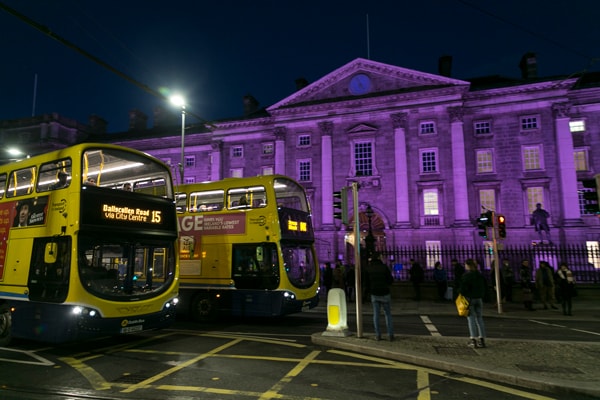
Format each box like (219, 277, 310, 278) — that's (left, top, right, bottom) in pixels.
(364, 254, 394, 341)
(459, 258, 487, 348)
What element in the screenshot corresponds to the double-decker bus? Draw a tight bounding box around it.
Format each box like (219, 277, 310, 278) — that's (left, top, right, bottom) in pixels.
(176, 175, 319, 321)
(0, 144, 179, 345)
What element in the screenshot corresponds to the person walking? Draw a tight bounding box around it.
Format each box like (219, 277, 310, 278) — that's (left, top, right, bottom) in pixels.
(332, 261, 346, 292)
(452, 258, 465, 300)
(433, 261, 448, 301)
(322, 263, 333, 294)
(556, 262, 576, 316)
(535, 261, 558, 310)
(364, 254, 394, 341)
(345, 264, 356, 302)
(519, 260, 534, 311)
(501, 259, 515, 302)
(409, 259, 424, 301)
(459, 259, 487, 348)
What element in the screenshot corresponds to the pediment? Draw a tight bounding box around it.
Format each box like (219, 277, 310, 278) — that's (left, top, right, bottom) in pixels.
(268, 58, 469, 111)
(347, 123, 377, 134)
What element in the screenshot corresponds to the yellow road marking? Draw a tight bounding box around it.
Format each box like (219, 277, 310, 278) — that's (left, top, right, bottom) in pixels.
(259, 350, 321, 400)
(58, 356, 112, 391)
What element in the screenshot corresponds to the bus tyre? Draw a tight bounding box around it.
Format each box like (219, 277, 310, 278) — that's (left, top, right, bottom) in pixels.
(191, 293, 218, 322)
(0, 308, 12, 347)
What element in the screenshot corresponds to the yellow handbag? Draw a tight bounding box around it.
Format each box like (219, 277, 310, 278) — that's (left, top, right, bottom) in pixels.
(455, 293, 470, 317)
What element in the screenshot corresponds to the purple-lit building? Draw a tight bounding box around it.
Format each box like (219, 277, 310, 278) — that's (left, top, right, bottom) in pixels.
(2, 56, 599, 265)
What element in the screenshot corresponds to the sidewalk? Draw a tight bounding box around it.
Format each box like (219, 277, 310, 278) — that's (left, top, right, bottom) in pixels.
(310, 296, 600, 398)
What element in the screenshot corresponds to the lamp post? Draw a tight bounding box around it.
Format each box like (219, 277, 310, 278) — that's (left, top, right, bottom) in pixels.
(365, 204, 376, 257)
(170, 95, 186, 182)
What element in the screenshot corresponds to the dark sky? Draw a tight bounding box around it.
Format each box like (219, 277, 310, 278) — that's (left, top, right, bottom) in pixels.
(1, 0, 599, 132)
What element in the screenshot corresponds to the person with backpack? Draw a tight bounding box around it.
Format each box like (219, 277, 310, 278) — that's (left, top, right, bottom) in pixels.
(535, 261, 558, 310)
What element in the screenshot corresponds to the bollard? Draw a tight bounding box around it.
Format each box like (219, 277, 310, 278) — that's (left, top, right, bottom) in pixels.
(322, 288, 350, 336)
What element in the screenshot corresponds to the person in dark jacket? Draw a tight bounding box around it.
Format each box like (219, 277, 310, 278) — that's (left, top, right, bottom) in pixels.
(556, 262, 576, 316)
(364, 254, 394, 341)
(409, 259, 424, 301)
(459, 258, 487, 348)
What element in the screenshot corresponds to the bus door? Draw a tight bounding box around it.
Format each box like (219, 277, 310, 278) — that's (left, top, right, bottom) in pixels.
(28, 236, 71, 302)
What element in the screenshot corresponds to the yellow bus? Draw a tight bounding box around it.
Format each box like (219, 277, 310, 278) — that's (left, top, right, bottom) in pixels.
(0, 144, 179, 345)
(176, 175, 320, 320)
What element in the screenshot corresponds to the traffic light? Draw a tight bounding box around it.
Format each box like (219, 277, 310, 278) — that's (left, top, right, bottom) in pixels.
(333, 187, 349, 224)
(477, 211, 492, 238)
(582, 178, 599, 215)
(497, 215, 506, 238)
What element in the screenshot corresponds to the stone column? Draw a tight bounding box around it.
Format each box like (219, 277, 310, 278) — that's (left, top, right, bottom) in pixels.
(210, 141, 222, 181)
(391, 113, 410, 227)
(320, 121, 335, 227)
(449, 107, 470, 225)
(274, 127, 286, 175)
(553, 103, 581, 222)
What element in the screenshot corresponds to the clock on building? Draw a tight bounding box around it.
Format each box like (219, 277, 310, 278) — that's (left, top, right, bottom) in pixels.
(349, 73, 372, 95)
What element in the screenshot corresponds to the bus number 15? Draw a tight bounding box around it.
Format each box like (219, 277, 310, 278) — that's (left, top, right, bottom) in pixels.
(152, 210, 162, 223)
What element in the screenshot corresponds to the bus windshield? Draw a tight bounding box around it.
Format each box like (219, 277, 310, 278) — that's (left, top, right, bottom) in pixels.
(282, 243, 317, 289)
(274, 178, 309, 212)
(78, 237, 175, 301)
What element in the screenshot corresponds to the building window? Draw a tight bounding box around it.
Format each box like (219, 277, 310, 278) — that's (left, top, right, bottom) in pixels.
(476, 149, 494, 173)
(298, 135, 311, 147)
(185, 156, 195, 168)
(231, 168, 243, 178)
(262, 166, 274, 175)
(298, 159, 311, 182)
(232, 146, 243, 158)
(574, 149, 589, 171)
(527, 187, 545, 213)
(479, 189, 496, 212)
(420, 149, 438, 173)
(422, 188, 440, 227)
(354, 141, 373, 176)
(474, 121, 491, 135)
(521, 115, 539, 131)
(262, 143, 274, 155)
(419, 121, 436, 135)
(425, 241, 442, 269)
(184, 177, 195, 184)
(579, 183, 598, 215)
(522, 145, 543, 171)
(569, 120, 586, 133)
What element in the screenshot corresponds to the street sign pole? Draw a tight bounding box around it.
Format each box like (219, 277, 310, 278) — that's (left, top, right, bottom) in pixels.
(491, 211, 503, 314)
(352, 182, 363, 338)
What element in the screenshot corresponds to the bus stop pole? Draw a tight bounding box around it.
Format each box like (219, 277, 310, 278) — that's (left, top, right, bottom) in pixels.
(352, 182, 363, 338)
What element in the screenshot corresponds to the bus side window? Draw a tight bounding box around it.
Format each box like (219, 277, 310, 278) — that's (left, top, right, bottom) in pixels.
(0, 173, 6, 199)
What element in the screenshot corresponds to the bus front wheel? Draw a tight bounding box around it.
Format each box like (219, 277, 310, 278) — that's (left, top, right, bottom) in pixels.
(191, 293, 218, 322)
(0, 307, 12, 347)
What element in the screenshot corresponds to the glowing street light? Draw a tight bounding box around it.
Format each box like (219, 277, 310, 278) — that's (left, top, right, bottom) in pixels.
(170, 94, 186, 182)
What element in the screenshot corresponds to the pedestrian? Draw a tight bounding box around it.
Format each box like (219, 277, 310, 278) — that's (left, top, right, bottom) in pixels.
(519, 260, 534, 311)
(433, 261, 448, 301)
(535, 261, 558, 310)
(332, 261, 346, 291)
(363, 253, 394, 341)
(556, 262, 576, 316)
(501, 259, 515, 302)
(452, 258, 465, 299)
(345, 264, 356, 302)
(459, 258, 487, 348)
(322, 263, 333, 294)
(409, 259, 424, 301)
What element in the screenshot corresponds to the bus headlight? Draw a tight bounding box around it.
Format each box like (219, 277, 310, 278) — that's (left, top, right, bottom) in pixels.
(282, 291, 296, 301)
(163, 297, 179, 310)
(71, 306, 100, 317)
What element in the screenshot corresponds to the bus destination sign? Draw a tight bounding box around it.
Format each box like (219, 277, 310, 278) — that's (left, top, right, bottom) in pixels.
(102, 204, 162, 224)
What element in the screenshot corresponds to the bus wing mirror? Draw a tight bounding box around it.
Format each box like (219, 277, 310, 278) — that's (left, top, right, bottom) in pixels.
(45, 242, 58, 264)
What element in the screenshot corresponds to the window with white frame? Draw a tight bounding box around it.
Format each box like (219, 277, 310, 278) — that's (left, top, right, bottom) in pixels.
(476, 149, 494, 173)
(521, 115, 539, 131)
(185, 155, 195, 168)
(262, 166, 274, 175)
(231, 168, 243, 178)
(262, 143, 274, 155)
(474, 120, 491, 135)
(425, 241, 441, 269)
(354, 141, 373, 176)
(574, 149, 589, 171)
(420, 148, 438, 173)
(522, 145, 543, 171)
(479, 189, 496, 212)
(569, 120, 586, 133)
(232, 146, 243, 158)
(298, 134, 311, 147)
(423, 189, 439, 215)
(298, 159, 311, 182)
(527, 187, 545, 213)
(419, 121, 436, 135)
(184, 177, 195, 184)
(579, 183, 597, 215)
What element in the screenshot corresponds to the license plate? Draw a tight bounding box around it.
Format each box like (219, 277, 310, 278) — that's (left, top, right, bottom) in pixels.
(121, 324, 143, 334)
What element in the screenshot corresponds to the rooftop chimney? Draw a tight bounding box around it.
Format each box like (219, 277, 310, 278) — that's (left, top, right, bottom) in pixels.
(519, 52, 537, 79)
(438, 55, 453, 77)
(128, 109, 148, 131)
(243, 94, 260, 116)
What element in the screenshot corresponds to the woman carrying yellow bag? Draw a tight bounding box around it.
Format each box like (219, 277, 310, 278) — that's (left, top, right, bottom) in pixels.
(458, 259, 487, 348)
(455, 293, 470, 317)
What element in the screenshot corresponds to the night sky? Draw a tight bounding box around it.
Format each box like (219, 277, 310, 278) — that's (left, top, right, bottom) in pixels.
(1, 0, 599, 132)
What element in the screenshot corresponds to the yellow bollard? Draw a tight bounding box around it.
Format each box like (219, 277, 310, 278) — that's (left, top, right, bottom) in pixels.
(322, 288, 350, 336)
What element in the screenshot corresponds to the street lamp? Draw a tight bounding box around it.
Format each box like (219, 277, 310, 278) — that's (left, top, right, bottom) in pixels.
(170, 94, 186, 182)
(365, 204, 376, 257)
